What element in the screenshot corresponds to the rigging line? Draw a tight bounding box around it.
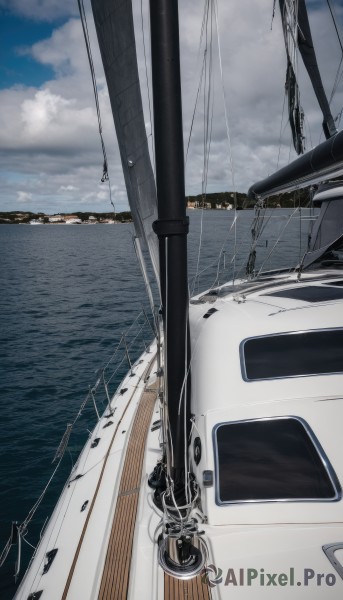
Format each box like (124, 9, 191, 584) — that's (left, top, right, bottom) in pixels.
(162, 482, 183, 524)
(19, 453, 65, 535)
(327, 0, 343, 105)
(241, 203, 296, 281)
(103, 310, 146, 372)
(185, 0, 209, 165)
(105, 331, 143, 386)
(303, 112, 314, 150)
(133, 236, 156, 317)
(199, 0, 210, 54)
(202, 4, 208, 193)
(190, 0, 212, 297)
(285, 0, 300, 62)
(209, 213, 238, 289)
(140, 0, 155, 172)
(102, 334, 125, 371)
(251, 205, 277, 249)
(21, 535, 36, 551)
(256, 206, 300, 276)
(329, 55, 343, 105)
(14, 529, 21, 581)
(164, 236, 172, 476)
(299, 203, 302, 263)
(201, 0, 213, 197)
(0, 524, 17, 568)
(203, 1, 214, 195)
(102, 357, 126, 386)
(214, 0, 239, 284)
(190, 214, 246, 287)
(185, 57, 206, 164)
(277, 92, 287, 170)
(271, 0, 277, 29)
(183, 312, 190, 505)
(327, 0, 343, 55)
(77, 0, 113, 204)
(126, 319, 151, 352)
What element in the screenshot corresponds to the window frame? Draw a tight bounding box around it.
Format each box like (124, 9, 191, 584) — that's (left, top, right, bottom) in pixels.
(240, 327, 343, 382)
(213, 416, 342, 506)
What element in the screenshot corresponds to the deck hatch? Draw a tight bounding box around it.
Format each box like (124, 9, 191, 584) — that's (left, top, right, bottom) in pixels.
(214, 417, 341, 504)
(241, 328, 343, 380)
(262, 285, 343, 302)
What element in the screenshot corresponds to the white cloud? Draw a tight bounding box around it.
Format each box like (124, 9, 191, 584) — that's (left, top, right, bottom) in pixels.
(20, 88, 96, 145)
(17, 191, 32, 202)
(22, 90, 72, 134)
(0, 0, 77, 21)
(59, 185, 78, 191)
(0, 0, 342, 213)
(28, 19, 95, 77)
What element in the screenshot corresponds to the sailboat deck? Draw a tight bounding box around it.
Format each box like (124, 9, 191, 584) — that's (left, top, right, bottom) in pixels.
(97, 377, 212, 600)
(164, 574, 212, 600)
(98, 384, 157, 599)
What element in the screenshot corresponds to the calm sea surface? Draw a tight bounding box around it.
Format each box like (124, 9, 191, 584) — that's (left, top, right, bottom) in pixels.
(0, 209, 310, 598)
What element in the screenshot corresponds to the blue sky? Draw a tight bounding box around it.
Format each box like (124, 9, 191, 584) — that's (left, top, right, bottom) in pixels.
(0, 0, 342, 214)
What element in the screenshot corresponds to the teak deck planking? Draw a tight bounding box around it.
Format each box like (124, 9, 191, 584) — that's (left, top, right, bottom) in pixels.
(97, 377, 211, 599)
(164, 573, 212, 600)
(98, 385, 157, 599)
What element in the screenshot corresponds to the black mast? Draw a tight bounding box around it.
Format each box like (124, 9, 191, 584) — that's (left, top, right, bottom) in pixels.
(149, 0, 190, 495)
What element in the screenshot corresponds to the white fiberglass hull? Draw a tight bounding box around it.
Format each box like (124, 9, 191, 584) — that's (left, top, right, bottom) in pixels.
(14, 269, 343, 599)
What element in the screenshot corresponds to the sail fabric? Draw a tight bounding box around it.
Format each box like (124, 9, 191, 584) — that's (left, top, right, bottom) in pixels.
(91, 0, 159, 286)
(279, 0, 337, 154)
(302, 234, 343, 268)
(310, 190, 343, 252)
(297, 0, 337, 140)
(303, 185, 343, 268)
(279, 0, 305, 154)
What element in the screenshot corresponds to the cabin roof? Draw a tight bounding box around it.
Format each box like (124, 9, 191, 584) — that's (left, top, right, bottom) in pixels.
(189, 270, 343, 413)
(189, 270, 343, 527)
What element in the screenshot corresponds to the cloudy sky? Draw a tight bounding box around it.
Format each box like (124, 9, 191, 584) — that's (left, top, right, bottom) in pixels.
(0, 0, 342, 214)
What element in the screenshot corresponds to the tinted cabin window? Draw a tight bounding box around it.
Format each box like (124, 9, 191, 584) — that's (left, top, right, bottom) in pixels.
(215, 418, 339, 503)
(242, 329, 343, 380)
(263, 285, 343, 302)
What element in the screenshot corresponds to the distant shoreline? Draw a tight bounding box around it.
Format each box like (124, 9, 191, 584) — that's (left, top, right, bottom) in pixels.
(0, 221, 132, 225)
(0, 211, 133, 225)
(0, 188, 311, 224)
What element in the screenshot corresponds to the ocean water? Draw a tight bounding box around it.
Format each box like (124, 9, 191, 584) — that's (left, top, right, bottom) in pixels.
(0, 209, 309, 598)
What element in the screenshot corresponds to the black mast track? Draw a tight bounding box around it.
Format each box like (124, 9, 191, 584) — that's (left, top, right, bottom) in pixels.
(149, 0, 190, 496)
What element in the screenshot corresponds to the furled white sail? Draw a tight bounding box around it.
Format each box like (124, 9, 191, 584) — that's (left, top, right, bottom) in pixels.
(279, 0, 305, 154)
(91, 0, 159, 287)
(279, 0, 337, 154)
